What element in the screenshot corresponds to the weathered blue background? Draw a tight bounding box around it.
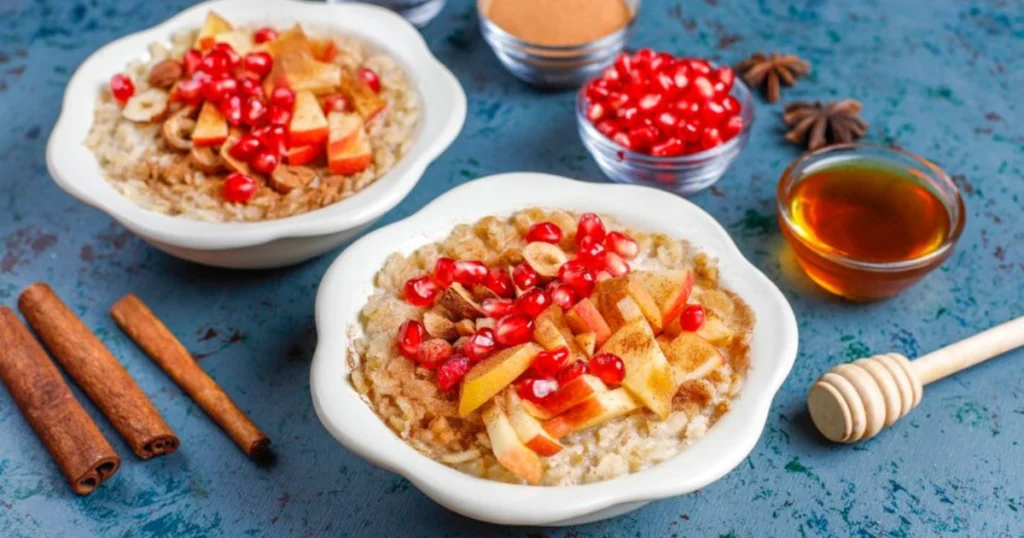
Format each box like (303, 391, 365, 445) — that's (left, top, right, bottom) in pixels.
(1, 0, 1021, 536)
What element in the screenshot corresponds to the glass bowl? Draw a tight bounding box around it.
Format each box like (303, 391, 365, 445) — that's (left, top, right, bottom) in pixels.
(576, 76, 754, 195)
(477, 0, 640, 89)
(328, 0, 447, 27)
(776, 144, 966, 301)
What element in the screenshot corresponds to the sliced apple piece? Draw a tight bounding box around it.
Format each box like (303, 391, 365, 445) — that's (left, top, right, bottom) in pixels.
(533, 305, 585, 362)
(327, 111, 361, 152)
(192, 101, 228, 147)
(506, 391, 563, 457)
(598, 319, 676, 419)
(258, 25, 313, 57)
(593, 276, 663, 333)
(284, 143, 325, 166)
(482, 403, 543, 484)
(327, 124, 372, 175)
(565, 298, 612, 346)
(340, 71, 387, 121)
(543, 388, 640, 438)
(539, 374, 608, 417)
(658, 332, 725, 385)
(194, 11, 233, 50)
(265, 50, 342, 96)
(459, 343, 542, 416)
(211, 30, 253, 56)
(695, 315, 731, 346)
(290, 90, 330, 145)
(630, 270, 695, 320)
(575, 332, 596, 357)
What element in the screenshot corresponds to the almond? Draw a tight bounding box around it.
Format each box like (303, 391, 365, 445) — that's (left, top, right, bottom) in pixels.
(147, 59, 184, 89)
(268, 164, 316, 194)
(522, 242, 568, 279)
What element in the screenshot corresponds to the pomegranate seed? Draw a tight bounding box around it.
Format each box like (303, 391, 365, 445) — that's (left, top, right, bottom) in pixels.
(482, 298, 518, 319)
(586, 102, 606, 123)
(586, 79, 612, 101)
(182, 50, 202, 77)
(432, 257, 456, 287)
(464, 328, 497, 362)
(516, 288, 550, 318)
(358, 67, 381, 93)
(627, 125, 661, 150)
(556, 361, 588, 385)
(417, 339, 452, 369)
(526, 221, 563, 244)
(632, 48, 655, 68)
(323, 94, 349, 114)
(713, 66, 735, 93)
(174, 78, 203, 105)
(603, 252, 630, 276)
(679, 304, 706, 332)
(212, 43, 241, 69)
(254, 124, 288, 155)
(253, 27, 279, 44)
(191, 69, 213, 85)
(606, 92, 631, 110)
(722, 95, 742, 115)
(558, 261, 596, 297)
(596, 120, 618, 138)
(238, 77, 264, 99)
(202, 77, 238, 103)
(436, 356, 470, 391)
(615, 105, 641, 127)
(650, 52, 675, 72)
(199, 51, 229, 76)
(686, 58, 712, 75)
(699, 100, 727, 125)
(396, 320, 426, 359)
(678, 120, 701, 142)
(512, 263, 539, 290)
(698, 127, 723, 150)
(576, 236, 606, 267)
(229, 135, 262, 161)
(518, 378, 559, 404)
(222, 172, 257, 203)
(453, 260, 488, 285)
(651, 137, 684, 157)
(673, 98, 699, 118)
(486, 268, 515, 298)
(109, 74, 135, 103)
(249, 150, 279, 175)
(605, 232, 639, 259)
(218, 94, 243, 126)
(655, 111, 680, 131)
(243, 52, 273, 79)
(672, 64, 691, 91)
(637, 93, 663, 113)
(722, 115, 744, 140)
(653, 71, 675, 94)
(267, 105, 292, 126)
(533, 347, 570, 378)
(691, 75, 716, 100)
(269, 86, 295, 109)
(589, 353, 626, 385)
(403, 276, 440, 307)
(495, 314, 534, 346)
(548, 284, 578, 310)
(242, 96, 268, 127)
(576, 213, 606, 244)
(601, 64, 622, 84)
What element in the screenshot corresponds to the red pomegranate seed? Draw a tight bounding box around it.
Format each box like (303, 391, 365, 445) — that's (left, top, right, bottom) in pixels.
(219, 94, 243, 126)
(700, 100, 727, 124)
(605, 232, 639, 260)
(432, 257, 456, 287)
(229, 134, 262, 161)
(199, 50, 230, 76)
(482, 297, 518, 319)
(653, 71, 675, 94)
(182, 50, 202, 77)
(359, 67, 381, 93)
(436, 356, 470, 390)
(558, 261, 596, 297)
(267, 105, 292, 126)
(596, 120, 618, 138)
(526, 222, 563, 244)
(627, 125, 660, 149)
(713, 66, 735, 93)
(453, 260, 488, 285)
(692, 75, 716, 100)
(237, 77, 264, 99)
(603, 252, 631, 277)
(672, 64, 691, 91)
(202, 77, 238, 103)
(512, 263, 539, 290)
(576, 237, 606, 268)
(212, 43, 241, 69)
(650, 52, 675, 72)
(548, 284, 578, 310)
(255, 124, 288, 155)
(222, 172, 257, 203)
(242, 96, 268, 127)
(464, 328, 497, 362)
(651, 138, 684, 157)
(556, 361, 588, 385)
(403, 276, 441, 307)
(586, 79, 612, 101)
(486, 268, 515, 298)
(109, 74, 135, 103)
(615, 105, 641, 127)
(174, 78, 203, 105)
(679, 304, 706, 332)
(249, 150, 279, 175)
(698, 127, 723, 150)
(587, 102, 606, 123)
(686, 58, 712, 75)
(637, 93, 663, 113)
(606, 92, 631, 110)
(678, 120, 701, 142)
(601, 63, 622, 84)
(722, 115, 744, 140)
(243, 52, 273, 79)
(494, 314, 534, 346)
(516, 288, 550, 318)
(417, 339, 452, 369)
(518, 378, 559, 404)
(253, 27, 279, 44)
(655, 111, 680, 131)
(589, 353, 626, 385)
(323, 94, 349, 114)
(533, 347, 569, 378)
(722, 95, 742, 115)
(576, 213, 606, 244)
(396, 320, 426, 360)
(674, 98, 699, 117)
(269, 86, 295, 109)
(614, 53, 634, 78)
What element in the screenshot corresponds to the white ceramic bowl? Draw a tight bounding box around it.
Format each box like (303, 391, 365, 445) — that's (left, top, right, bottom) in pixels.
(311, 172, 799, 526)
(47, 0, 466, 269)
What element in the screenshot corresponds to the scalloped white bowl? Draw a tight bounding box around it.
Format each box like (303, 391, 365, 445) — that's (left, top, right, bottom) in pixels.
(311, 173, 798, 526)
(46, 0, 466, 268)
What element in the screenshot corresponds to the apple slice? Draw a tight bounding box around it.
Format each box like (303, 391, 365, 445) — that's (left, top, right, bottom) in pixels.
(575, 332, 596, 357)
(211, 30, 253, 56)
(506, 391, 563, 457)
(290, 90, 330, 146)
(533, 305, 585, 362)
(340, 71, 386, 120)
(285, 143, 324, 166)
(482, 403, 543, 484)
(696, 315, 731, 345)
(459, 343, 542, 416)
(219, 129, 251, 174)
(565, 298, 612, 346)
(539, 374, 608, 417)
(192, 101, 228, 147)
(194, 11, 233, 50)
(328, 128, 372, 175)
(543, 389, 640, 438)
(657, 332, 725, 385)
(257, 25, 313, 56)
(593, 276, 663, 333)
(265, 50, 342, 96)
(327, 111, 362, 151)
(598, 319, 676, 419)
(630, 270, 695, 320)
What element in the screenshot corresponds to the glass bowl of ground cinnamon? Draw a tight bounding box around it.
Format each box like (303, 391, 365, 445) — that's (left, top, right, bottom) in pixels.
(478, 0, 639, 88)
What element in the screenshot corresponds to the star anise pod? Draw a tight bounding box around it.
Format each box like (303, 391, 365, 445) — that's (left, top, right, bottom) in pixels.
(736, 52, 810, 103)
(783, 100, 868, 151)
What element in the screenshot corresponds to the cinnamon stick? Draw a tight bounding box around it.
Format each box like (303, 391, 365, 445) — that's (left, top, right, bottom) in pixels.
(18, 283, 178, 460)
(0, 307, 120, 495)
(110, 294, 270, 460)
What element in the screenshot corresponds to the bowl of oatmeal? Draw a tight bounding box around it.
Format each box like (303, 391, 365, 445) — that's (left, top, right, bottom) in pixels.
(47, 0, 465, 268)
(311, 172, 798, 525)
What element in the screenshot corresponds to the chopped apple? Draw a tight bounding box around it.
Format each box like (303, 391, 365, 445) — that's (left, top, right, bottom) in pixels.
(220, 129, 251, 174)
(328, 127, 372, 175)
(265, 50, 342, 96)
(311, 39, 339, 62)
(290, 90, 330, 145)
(539, 374, 608, 417)
(565, 298, 612, 346)
(593, 276, 663, 333)
(598, 319, 676, 419)
(533, 305, 585, 362)
(340, 71, 386, 121)
(696, 315, 732, 345)
(630, 270, 695, 320)
(575, 332, 596, 357)
(192, 102, 228, 147)
(658, 332, 725, 385)
(194, 11, 233, 50)
(285, 143, 324, 166)
(258, 25, 313, 57)
(543, 389, 640, 438)
(327, 111, 362, 153)
(459, 343, 542, 416)
(211, 30, 253, 55)
(506, 391, 563, 457)
(482, 403, 543, 484)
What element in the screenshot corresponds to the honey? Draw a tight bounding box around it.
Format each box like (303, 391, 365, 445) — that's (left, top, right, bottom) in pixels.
(777, 146, 964, 301)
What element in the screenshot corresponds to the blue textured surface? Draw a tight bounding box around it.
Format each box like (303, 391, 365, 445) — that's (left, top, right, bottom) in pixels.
(1, 0, 1022, 536)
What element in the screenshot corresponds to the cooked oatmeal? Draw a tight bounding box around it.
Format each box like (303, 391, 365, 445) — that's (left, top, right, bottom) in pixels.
(348, 209, 754, 486)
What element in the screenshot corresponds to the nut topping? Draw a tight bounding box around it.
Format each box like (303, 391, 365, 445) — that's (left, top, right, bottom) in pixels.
(147, 59, 184, 89)
(436, 283, 484, 321)
(268, 164, 316, 194)
(189, 146, 223, 173)
(162, 106, 197, 151)
(522, 242, 569, 279)
(423, 309, 458, 340)
(122, 88, 170, 123)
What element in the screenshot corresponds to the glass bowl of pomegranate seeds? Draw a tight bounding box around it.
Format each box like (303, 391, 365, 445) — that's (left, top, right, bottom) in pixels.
(577, 50, 754, 195)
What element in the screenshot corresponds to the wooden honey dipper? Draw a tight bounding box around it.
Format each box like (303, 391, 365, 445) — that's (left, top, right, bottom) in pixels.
(808, 315, 1024, 443)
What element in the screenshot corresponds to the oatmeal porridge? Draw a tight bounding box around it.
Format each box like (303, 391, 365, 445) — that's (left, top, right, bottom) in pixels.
(348, 209, 755, 486)
(86, 12, 420, 222)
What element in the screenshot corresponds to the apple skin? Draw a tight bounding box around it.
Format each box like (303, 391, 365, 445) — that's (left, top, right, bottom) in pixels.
(542, 388, 640, 438)
(506, 391, 563, 457)
(458, 343, 542, 417)
(194, 11, 233, 50)
(539, 374, 608, 417)
(340, 71, 386, 120)
(482, 403, 543, 484)
(285, 143, 324, 166)
(598, 319, 677, 419)
(592, 276, 663, 334)
(657, 331, 725, 385)
(192, 102, 228, 147)
(289, 90, 330, 146)
(533, 305, 585, 362)
(565, 298, 612, 346)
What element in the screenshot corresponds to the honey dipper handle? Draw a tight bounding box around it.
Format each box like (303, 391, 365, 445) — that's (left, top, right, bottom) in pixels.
(911, 316, 1024, 386)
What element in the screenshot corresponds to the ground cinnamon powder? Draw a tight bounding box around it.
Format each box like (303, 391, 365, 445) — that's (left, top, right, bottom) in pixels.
(485, 0, 632, 47)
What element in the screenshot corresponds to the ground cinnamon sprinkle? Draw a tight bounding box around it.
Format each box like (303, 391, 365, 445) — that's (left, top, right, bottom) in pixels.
(484, 0, 632, 47)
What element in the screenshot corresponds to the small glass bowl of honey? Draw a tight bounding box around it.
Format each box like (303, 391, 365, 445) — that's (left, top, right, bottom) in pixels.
(776, 144, 966, 301)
